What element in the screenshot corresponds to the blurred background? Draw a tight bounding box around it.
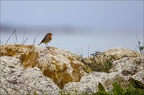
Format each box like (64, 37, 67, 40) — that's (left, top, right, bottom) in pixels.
(1, 1, 144, 56)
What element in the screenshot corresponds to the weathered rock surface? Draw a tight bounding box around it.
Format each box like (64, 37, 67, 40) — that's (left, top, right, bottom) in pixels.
(103, 47, 140, 60)
(62, 49, 143, 94)
(62, 72, 127, 94)
(0, 45, 143, 95)
(81, 47, 140, 73)
(0, 44, 84, 89)
(0, 56, 60, 95)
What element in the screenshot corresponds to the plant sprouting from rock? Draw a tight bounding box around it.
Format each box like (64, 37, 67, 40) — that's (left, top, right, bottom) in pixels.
(82, 51, 114, 73)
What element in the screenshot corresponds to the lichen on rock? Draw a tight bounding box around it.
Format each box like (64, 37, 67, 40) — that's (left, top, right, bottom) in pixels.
(82, 47, 140, 73)
(62, 48, 143, 95)
(1, 44, 143, 95)
(0, 44, 85, 89)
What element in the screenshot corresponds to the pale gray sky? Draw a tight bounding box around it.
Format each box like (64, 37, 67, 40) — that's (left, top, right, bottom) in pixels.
(1, 1, 143, 30)
(1, 1, 144, 56)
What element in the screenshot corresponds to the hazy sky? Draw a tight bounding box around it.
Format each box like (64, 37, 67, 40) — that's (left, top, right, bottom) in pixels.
(1, 1, 144, 56)
(1, 1, 143, 30)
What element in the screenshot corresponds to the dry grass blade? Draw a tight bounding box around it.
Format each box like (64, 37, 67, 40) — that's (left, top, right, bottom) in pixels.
(21, 31, 27, 44)
(33, 33, 40, 45)
(22, 38, 28, 44)
(6, 30, 16, 44)
(14, 30, 17, 44)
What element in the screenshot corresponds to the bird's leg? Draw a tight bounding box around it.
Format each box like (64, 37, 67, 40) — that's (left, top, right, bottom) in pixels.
(46, 44, 49, 49)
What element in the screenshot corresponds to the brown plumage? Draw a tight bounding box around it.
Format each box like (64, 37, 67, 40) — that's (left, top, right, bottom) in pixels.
(38, 33, 53, 48)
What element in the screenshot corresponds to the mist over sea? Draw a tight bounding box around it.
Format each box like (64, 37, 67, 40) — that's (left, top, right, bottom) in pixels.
(1, 28, 143, 57)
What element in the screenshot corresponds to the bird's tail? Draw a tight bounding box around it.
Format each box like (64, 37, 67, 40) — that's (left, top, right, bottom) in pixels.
(38, 42, 41, 46)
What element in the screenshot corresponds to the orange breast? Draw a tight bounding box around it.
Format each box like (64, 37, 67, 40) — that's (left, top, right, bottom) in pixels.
(49, 35, 52, 40)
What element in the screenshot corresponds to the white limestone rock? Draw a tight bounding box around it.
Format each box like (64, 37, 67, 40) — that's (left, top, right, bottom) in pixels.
(62, 53, 144, 95)
(103, 47, 140, 60)
(0, 56, 61, 95)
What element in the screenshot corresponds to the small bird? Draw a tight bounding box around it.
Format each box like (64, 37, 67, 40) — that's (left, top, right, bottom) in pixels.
(38, 33, 53, 49)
